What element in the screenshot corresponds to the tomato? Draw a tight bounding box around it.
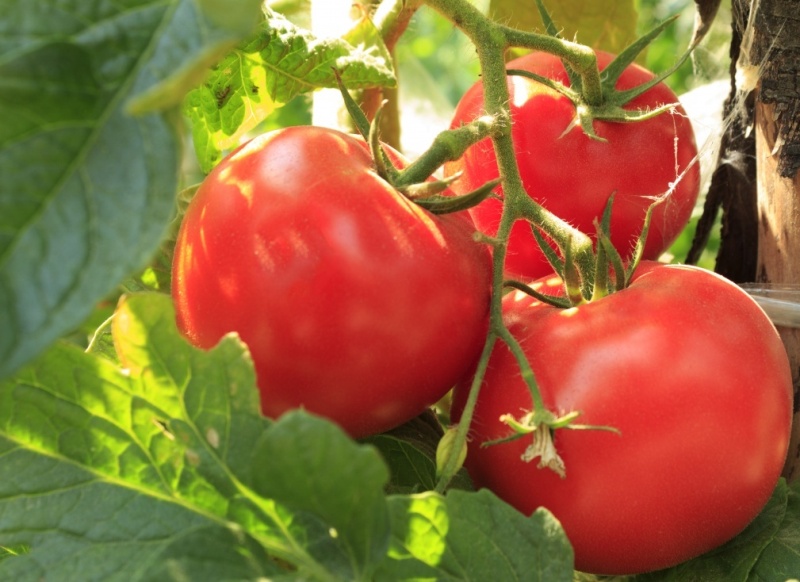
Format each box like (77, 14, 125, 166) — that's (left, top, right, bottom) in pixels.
(445, 51, 701, 280)
(451, 262, 792, 575)
(172, 126, 492, 438)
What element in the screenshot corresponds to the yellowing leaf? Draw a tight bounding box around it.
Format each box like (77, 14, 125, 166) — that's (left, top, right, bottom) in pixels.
(489, 0, 639, 56)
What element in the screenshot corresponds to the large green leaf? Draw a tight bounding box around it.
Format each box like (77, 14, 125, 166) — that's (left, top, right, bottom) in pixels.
(488, 0, 639, 55)
(0, 0, 262, 381)
(0, 304, 279, 580)
(0, 293, 397, 580)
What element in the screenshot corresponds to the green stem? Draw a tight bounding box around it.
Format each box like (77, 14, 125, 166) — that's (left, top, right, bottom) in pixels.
(425, 0, 605, 491)
(373, 0, 424, 51)
(394, 116, 497, 187)
(358, 0, 424, 148)
(497, 325, 547, 416)
(500, 28, 603, 106)
(435, 331, 498, 493)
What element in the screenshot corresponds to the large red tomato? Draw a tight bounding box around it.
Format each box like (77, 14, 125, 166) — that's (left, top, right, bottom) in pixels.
(445, 51, 701, 280)
(451, 262, 792, 575)
(172, 126, 492, 438)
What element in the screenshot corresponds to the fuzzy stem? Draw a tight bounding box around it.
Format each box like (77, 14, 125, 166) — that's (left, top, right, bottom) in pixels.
(425, 0, 602, 491)
(359, 0, 424, 148)
(434, 332, 498, 493)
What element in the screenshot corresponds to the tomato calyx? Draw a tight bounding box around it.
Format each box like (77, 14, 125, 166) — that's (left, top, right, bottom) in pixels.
(511, 193, 659, 308)
(514, 2, 698, 141)
(481, 409, 621, 478)
(334, 68, 502, 214)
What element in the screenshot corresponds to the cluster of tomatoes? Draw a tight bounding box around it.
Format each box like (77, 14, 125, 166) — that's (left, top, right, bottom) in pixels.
(171, 51, 792, 575)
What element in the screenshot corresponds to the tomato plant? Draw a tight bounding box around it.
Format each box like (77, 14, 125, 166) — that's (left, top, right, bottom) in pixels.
(172, 125, 492, 438)
(445, 50, 701, 279)
(452, 261, 793, 575)
(7, 0, 800, 580)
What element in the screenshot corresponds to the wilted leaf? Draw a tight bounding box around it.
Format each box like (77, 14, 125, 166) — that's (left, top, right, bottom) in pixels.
(488, 0, 639, 56)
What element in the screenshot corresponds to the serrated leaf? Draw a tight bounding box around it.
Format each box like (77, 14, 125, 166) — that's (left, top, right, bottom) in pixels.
(185, 9, 396, 171)
(0, 293, 394, 580)
(0, 0, 260, 382)
(0, 343, 275, 581)
(489, 0, 639, 56)
(377, 489, 574, 580)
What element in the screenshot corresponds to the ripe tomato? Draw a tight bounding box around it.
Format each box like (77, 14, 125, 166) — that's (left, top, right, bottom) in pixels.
(451, 262, 792, 575)
(445, 51, 701, 280)
(172, 126, 492, 438)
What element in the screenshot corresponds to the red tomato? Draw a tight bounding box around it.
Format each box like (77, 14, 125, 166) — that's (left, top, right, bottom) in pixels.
(172, 126, 492, 438)
(451, 262, 792, 575)
(445, 51, 701, 280)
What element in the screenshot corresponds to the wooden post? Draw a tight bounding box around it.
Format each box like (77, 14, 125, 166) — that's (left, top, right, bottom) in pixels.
(751, 0, 800, 480)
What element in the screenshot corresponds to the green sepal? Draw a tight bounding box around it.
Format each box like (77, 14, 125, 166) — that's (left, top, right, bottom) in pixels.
(625, 198, 658, 285)
(506, 13, 695, 142)
(601, 16, 679, 91)
(412, 178, 501, 215)
(503, 280, 573, 309)
(591, 193, 628, 299)
(368, 101, 400, 183)
(531, 226, 565, 280)
(532, 0, 583, 93)
(333, 67, 371, 141)
(562, 237, 586, 305)
(597, 230, 627, 293)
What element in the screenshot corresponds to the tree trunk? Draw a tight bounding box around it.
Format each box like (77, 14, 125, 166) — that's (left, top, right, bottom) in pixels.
(750, 0, 800, 480)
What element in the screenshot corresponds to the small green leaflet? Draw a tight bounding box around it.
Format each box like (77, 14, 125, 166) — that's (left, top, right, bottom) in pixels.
(0, 293, 574, 581)
(185, 9, 396, 172)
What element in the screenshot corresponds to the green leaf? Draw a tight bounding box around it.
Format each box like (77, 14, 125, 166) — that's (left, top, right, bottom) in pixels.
(0, 293, 394, 580)
(185, 9, 396, 171)
(251, 412, 391, 580)
(377, 489, 574, 580)
(0, 0, 260, 381)
(0, 342, 278, 581)
(488, 0, 639, 56)
(127, 0, 264, 114)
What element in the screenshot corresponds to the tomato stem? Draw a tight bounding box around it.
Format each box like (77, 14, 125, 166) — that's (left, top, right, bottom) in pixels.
(426, 0, 601, 491)
(434, 332, 498, 493)
(358, 0, 425, 147)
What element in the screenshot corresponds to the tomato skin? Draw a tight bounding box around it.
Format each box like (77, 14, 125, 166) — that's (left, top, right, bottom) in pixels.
(172, 126, 492, 438)
(446, 51, 700, 280)
(451, 262, 792, 575)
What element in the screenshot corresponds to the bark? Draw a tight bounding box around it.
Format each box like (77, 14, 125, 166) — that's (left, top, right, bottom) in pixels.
(686, 0, 759, 282)
(750, 0, 800, 480)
